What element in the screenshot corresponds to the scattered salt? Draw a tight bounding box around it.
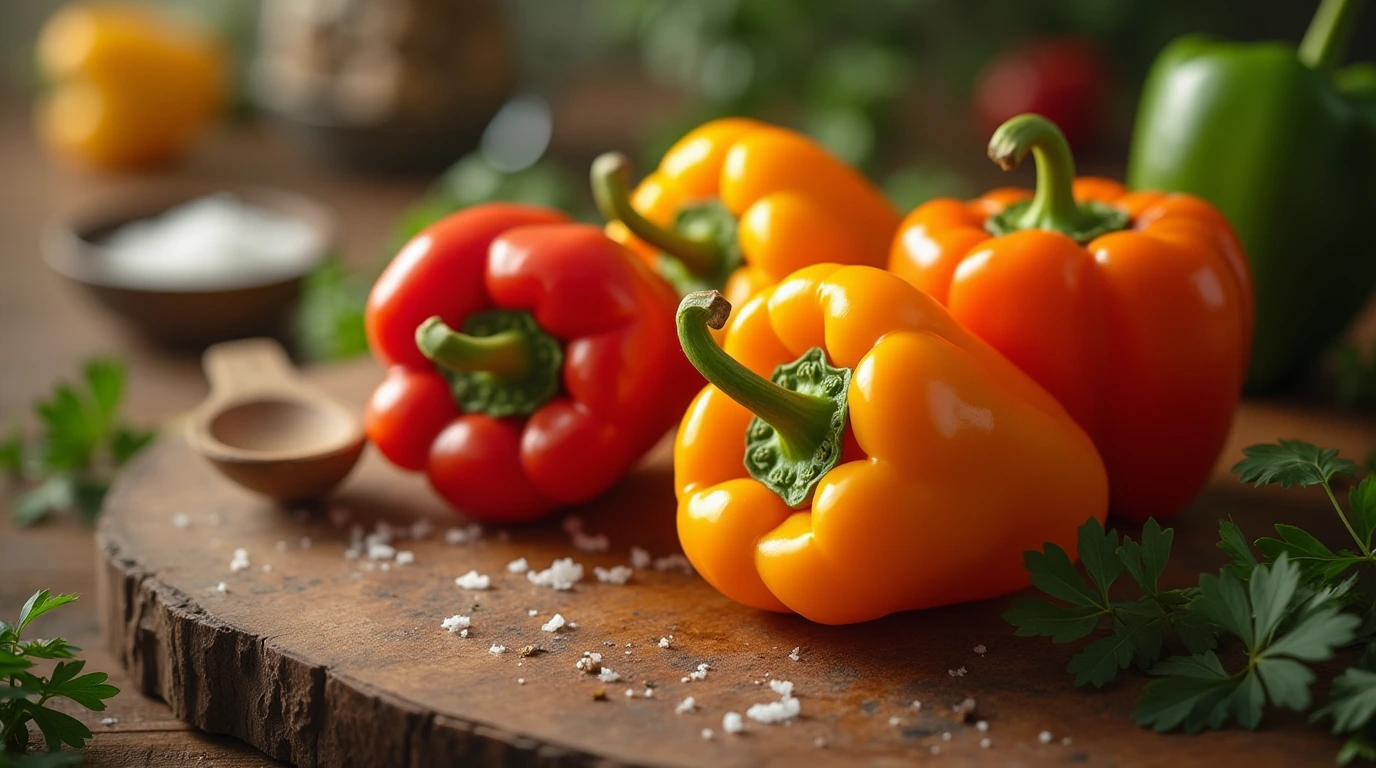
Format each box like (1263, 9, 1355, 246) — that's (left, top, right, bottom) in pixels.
(229, 548, 250, 572)
(410, 519, 434, 539)
(788, 646, 801, 662)
(275, 540, 288, 552)
(722, 713, 744, 734)
(930, 745, 942, 756)
(1038, 730, 1054, 744)
(814, 737, 826, 748)
(911, 700, 923, 711)
(100, 717, 118, 725)
(948, 666, 967, 677)
(675, 697, 696, 714)
(688, 663, 710, 681)
(518, 678, 525, 685)
(395, 551, 415, 565)
(746, 696, 799, 724)
(367, 541, 396, 561)
(1061, 737, 1073, 746)
(643, 688, 654, 698)
(528, 609, 538, 616)
(507, 558, 529, 574)
(489, 644, 507, 656)
(653, 554, 693, 574)
(973, 643, 987, 655)
(215, 582, 227, 593)
(526, 558, 584, 590)
(625, 689, 634, 698)
(441, 615, 471, 633)
(941, 732, 952, 742)
(980, 737, 992, 749)
(658, 637, 671, 649)
(701, 728, 714, 740)
(630, 547, 652, 569)
(976, 720, 989, 732)
(172, 513, 191, 529)
(455, 570, 491, 590)
(444, 524, 483, 545)
(541, 613, 567, 632)
(594, 565, 633, 585)
(888, 716, 901, 727)
(599, 668, 620, 683)
(768, 680, 793, 697)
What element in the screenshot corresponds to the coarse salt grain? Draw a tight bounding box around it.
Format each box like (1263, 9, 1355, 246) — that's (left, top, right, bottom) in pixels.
(980, 737, 992, 749)
(572, 531, 609, 552)
(675, 696, 696, 714)
(444, 524, 483, 545)
(410, 519, 434, 539)
(624, 689, 634, 698)
(701, 728, 714, 740)
(976, 720, 989, 732)
(768, 679, 794, 697)
(930, 745, 942, 755)
(630, 547, 652, 569)
(598, 668, 620, 683)
(455, 570, 491, 590)
(215, 582, 227, 593)
(722, 712, 744, 734)
(101, 717, 118, 725)
(643, 688, 654, 698)
(746, 696, 800, 724)
(507, 558, 529, 574)
(948, 666, 967, 677)
(788, 646, 801, 661)
(518, 678, 525, 685)
(172, 513, 191, 529)
(395, 551, 415, 565)
(526, 558, 584, 590)
(594, 565, 633, 585)
(459, 628, 468, 638)
(688, 663, 710, 681)
(541, 613, 567, 632)
(441, 615, 471, 633)
(275, 540, 288, 552)
(1062, 737, 1073, 746)
(888, 716, 901, 727)
(367, 541, 396, 561)
(229, 549, 250, 572)
(1038, 730, 1054, 744)
(527, 609, 538, 616)
(941, 732, 952, 742)
(653, 554, 693, 574)
(911, 700, 922, 711)
(658, 637, 671, 649)
(489, 644, 507, 655)
(974, 643, 987, 655)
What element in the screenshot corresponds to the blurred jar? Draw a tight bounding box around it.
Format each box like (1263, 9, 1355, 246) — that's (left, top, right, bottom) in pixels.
(252, 0, 516, 172)
(36, 2, 227, 172)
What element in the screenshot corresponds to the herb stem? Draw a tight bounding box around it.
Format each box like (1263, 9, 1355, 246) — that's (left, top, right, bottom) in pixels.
(1324, 478, 1372, 559)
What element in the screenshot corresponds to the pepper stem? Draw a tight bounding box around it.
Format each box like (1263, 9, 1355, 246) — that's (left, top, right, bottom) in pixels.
(985, 114, 1129, 243)
(1299, 0, 1363, 72)
(416, 316, 530, 380)
(591, 152, 722, 278)
(677, 292, 836, 463)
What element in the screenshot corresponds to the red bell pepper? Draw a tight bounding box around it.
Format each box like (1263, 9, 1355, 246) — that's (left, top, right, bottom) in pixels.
(364, 203, 700, 521)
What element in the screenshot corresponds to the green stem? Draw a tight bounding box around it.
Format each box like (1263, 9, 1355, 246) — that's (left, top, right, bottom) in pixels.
(590, 152, 722, 278)
(1323, 477, 1373, 559)
(415, 316, 529, 380)
(676, 292, 837, 462)
(988, 114, 1084, 234)
(1299, 0, 1363, 72)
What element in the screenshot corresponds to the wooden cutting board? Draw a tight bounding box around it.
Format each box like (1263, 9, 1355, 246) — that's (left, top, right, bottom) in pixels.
(96, 358, 1376, 767)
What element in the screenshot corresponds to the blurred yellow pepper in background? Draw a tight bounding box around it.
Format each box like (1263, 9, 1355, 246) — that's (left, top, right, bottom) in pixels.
(35, 2, 226, 171)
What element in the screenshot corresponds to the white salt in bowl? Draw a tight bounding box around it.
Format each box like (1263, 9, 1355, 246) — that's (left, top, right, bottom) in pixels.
(44, 180, 336, 348)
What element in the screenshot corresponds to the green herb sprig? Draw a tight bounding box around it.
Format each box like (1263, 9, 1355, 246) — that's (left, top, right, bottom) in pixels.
(1007, 440, 1376, 763)
(1, 359, 154, 526)
(1, 591, 119, 762)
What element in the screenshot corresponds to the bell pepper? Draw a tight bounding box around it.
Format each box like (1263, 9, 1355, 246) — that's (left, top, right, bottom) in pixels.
(1126, 0, 1376, 389)
(364, 203, 700, 522)
(35, 2, 225, 171)
(673, 264, 1108, 624)
(590, 117, 900, 308)
(890, 114, 1253, 522)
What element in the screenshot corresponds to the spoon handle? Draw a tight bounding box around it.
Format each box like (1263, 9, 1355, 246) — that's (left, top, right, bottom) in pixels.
(202, 338, 299, 398)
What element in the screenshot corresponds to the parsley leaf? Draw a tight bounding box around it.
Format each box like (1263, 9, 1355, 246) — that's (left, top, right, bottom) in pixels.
(1077, 518, 1122, 603)
(0, 425, 22, 475)
(1232, 440, 1358, 488)
(1351, 476, 1376, 552)
(1218, 519, 1260, 579)
(1316, 667, 1376, 733)
(1022, 541, 1102, 609)
(1003, 600, 1101, 642)
(17, 591, 78, 632)
(1118, 518, 1172, 596)
(1255, 524, 1364, 584)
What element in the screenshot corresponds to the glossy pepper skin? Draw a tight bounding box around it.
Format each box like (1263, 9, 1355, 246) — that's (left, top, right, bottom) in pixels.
(673, 264, 1108, 625)
(35, 2, 224, 171)
(591, 118, 900, 308)
(891, 115, 1253, 522)
(365, 203, 700, 522)
(1126, 0, 1376, 389)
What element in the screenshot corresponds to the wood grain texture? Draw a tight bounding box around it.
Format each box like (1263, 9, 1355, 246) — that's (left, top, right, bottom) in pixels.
(96, 358, 1376, 767)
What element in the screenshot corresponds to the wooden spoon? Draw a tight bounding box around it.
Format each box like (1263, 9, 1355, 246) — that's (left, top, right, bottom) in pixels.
(185, 338, 365, 501)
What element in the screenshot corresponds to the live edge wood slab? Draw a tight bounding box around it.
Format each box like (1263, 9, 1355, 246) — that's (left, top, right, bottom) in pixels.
(96, 359, 1376, 767)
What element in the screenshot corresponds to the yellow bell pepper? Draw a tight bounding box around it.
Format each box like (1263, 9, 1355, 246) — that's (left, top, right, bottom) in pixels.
(36, 2, 225, 171)
(673, 264, 1109, 624)
(590, 118, 900, 308)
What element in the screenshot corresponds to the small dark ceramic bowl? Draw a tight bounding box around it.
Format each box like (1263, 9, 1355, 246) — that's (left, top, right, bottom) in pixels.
(43, 180, 336, 348)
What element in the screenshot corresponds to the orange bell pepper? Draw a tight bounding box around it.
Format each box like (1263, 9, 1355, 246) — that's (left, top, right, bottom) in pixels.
(889, 114, 1253, 521)
(673, 264, 1108, 624)
(590, 118, 900, 308)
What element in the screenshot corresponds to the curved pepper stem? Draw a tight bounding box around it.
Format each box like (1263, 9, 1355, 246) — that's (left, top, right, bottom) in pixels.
(985, 114, 1128, 244)
(677, 291, 849, 508)
(1299, 0, 1362, 73)
(590, 152, 722, 279)
(416, 316, 530, 379)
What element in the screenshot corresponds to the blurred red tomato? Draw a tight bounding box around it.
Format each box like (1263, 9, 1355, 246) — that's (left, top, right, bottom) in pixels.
(974, 38, 1108, 149)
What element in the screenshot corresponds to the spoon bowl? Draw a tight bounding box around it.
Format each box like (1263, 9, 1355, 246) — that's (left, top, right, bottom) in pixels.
(186, 338, 365, 501)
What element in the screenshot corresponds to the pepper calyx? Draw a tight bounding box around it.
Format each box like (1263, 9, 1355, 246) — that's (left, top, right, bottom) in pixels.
(591, 152, 734, 292)
(984, 114, 1129, 244)
(416, 310, 562, 418)
(676, 291, 849, 508)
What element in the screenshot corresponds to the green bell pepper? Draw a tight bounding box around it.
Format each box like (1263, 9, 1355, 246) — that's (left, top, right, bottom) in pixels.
(1127, 0, 1376, 389)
